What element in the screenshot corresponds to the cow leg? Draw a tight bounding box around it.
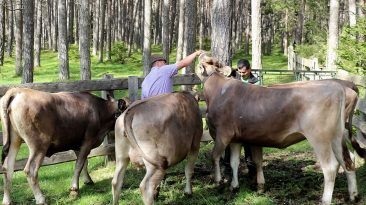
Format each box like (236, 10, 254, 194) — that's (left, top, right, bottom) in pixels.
(140, 162, 165, 205)
(111, 135, 130, 205)
(81, 159, 93, 185)
(251, 146, 265, 193)
(330, 138, 358, 201)
(24, 149, 46, 204)
(74, 151, 93, 185)
(307, 140, 339, 205)
(229, 143, 241, 191)
(212, 137, 229, 184)
(70, 146, 92, 196)
(184, 148, 199, 195)
(2, 135, 22, 205)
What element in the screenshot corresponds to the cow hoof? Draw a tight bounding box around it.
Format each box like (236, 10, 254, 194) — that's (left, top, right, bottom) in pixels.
(215, 180, 226, 191)
(84, 180, 94, 185)
(184, 192, 192, 198)
(69, 190, 79, 198)
(257, 183, 265, 194)
(350, 194, 361, 203)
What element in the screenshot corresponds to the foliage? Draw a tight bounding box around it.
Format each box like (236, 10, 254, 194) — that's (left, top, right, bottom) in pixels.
(294, 37, 327, 67)
(111, 42, 129, 64)
(337, 18, 366, 74)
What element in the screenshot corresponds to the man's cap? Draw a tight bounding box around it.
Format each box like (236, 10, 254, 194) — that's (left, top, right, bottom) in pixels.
(150, 55, 166, 67)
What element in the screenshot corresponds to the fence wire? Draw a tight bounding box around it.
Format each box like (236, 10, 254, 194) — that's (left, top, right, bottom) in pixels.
(251, 69, 337, 86)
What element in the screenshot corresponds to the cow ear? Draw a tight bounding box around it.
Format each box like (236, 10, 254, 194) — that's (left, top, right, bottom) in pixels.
(118, 98, 130, 111)
(106, 94, 114, 101)
(221, 66, 233, 77)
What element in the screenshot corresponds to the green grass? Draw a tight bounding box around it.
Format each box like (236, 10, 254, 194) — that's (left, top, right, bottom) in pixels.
(2, 46, 364, 204)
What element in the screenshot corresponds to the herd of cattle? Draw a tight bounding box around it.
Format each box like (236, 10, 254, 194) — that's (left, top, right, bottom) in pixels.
(0, 53, 365, 205)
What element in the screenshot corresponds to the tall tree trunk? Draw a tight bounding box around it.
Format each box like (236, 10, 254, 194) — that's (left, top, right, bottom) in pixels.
(6, 0, 14, 57)
(15, 0, 23, 76)
(349, 0, 356, 26)
(52, 0, 58, 51)
(251, 0, 262, 70)
(181, 0, 196, 91)
(79, 0, 91, 80)
(326, 0, 340, 71)
(175, 0, 185, 62)
(244, 0, 250, 56)
(46, 0, 53, 49)
(98, 0, 106, 63)
(68, 0, 74, 44)
(198, 0, 204, 49)
(34, 0, 42, 67)
(169, 0, 176, 53)
(295, 0, 305, 45)
(283, 7, 288, 55)
(106, 0, 111, 61)
(211, 0, 232, 66)
(0, 0, 5, 65)
(22, 0, 35, 83)
(74, 2, 79, 44)
(143, 0, 151, 76)
(162, 0, 170, 63)
(58, 0, 69, 80)
(92, 0, 100, 56)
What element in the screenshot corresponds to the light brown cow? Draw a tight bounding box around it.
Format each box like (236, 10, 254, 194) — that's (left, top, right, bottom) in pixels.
(112, 92, 203, 205)
(0, 88, 128, 205)
(196, 54, 359, 205)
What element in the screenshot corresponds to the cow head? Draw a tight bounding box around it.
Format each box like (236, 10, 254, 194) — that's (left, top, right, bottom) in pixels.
(196, 53, 232, 81)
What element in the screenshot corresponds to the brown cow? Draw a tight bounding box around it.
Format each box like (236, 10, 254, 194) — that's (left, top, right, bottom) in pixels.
(0, 88, 128, 205)
(111, 92, 203, 205)
(196, 54, 359, 205)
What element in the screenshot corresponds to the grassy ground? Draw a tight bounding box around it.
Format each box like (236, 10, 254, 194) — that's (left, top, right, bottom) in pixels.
(1, 47, 366, 204)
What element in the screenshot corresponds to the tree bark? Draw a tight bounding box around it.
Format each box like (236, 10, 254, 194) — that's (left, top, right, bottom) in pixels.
(79, 0, 91, 80)
(34, 0, 42, 67)
(6, 0, 14, 57)
(295, 0, 305, 45)
(22, 0, 35, 83)
(74, 1, 79, 44)
(211, 0, 232, 66)
(58, 0, 69, 80)
(244, 0, 250, 56)
(68, 0, 75, 44)
(52, 0, 58, 51)
(143, 0, 152, 76)
(106, 0, 111, 61)
(98, 0, 106, 63)
(46, 0, 53, 49)
(326, 0, 340, 71)
(162, 0, 170, 63)
(92, 0, 100, 56)
(15, 0, 23, 76)
(0, 0, 5, 65)
(175, 0, 185, 62)
(251, 0, 262, 70)
(349, 0, 356, 26)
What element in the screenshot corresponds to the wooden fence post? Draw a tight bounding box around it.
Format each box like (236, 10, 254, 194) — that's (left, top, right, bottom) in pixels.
(128, 76, 139, 102)
(101, 74, 116, 163)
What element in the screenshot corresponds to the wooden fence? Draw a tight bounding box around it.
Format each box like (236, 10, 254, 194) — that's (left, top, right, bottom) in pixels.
(1, 70, 366, 172)
(0, 74, 202, 171)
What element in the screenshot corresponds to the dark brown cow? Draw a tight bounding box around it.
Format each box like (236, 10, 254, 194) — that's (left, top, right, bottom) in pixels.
(196, 54, 358, 205)
(0, 88, 128, 205)
(112, 92, 203, 205)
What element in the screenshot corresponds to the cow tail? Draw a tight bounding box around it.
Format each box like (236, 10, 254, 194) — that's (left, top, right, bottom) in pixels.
(342, 139, 355, 171)
(346, 88, 366, 158)
(1, 90, 15, 165)
(123, 108, 168, 170)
